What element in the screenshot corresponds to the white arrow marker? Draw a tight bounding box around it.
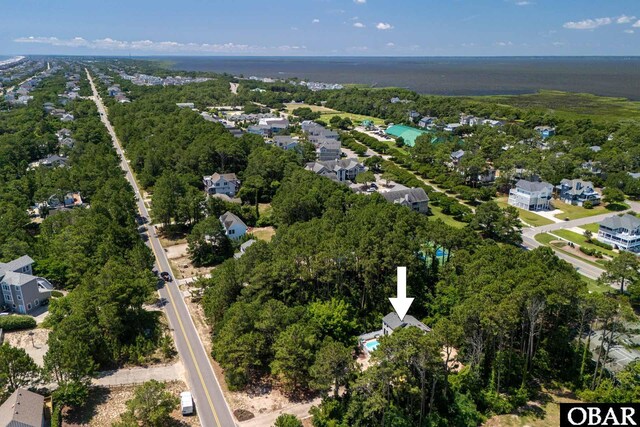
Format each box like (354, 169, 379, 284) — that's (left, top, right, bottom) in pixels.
(389, 266, 414, 321)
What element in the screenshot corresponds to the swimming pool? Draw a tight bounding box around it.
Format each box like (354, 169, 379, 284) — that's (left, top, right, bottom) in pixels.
(365, 340, 379, 353)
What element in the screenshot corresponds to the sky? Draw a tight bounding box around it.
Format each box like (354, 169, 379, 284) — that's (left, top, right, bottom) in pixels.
(1, 0, 639, 56)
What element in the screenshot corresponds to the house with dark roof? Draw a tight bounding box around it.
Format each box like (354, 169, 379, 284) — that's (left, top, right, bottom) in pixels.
(203, 173, 240, 197)
(381, 187, 429, 214)
(0, 388, 47, 427)
(0, 255, 52, 314)
(382, 312, 431, 336)
(219, 211, 247, 240)
(598, 214, 640, 253)
(557, 179, 601, 206)
(508, 179, 553, 211)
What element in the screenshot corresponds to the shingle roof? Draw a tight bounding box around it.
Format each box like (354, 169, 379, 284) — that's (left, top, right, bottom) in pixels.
(381, 188, 429, 204)
(515, 179, 553, 193)
(599, 214, 640, 231)
(0, 256, 34, 273)
(383, 312, 431, 333)
(0, 388, 44, 427)
(219, 211, 247, 231)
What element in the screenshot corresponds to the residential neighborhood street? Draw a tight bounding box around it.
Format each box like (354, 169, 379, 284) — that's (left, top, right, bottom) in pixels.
(86, 69, 236, 427)
(521, 203, 640, 281)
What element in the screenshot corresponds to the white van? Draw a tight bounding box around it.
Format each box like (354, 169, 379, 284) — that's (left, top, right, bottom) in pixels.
(180, 391, 194, 415)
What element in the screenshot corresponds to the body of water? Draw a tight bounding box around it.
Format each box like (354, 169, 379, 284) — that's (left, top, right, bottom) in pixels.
(163, 56, 640, 100)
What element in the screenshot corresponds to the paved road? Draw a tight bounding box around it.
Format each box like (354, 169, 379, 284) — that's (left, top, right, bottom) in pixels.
(86, 69, 236, 427)
(521, 205, 640, 281)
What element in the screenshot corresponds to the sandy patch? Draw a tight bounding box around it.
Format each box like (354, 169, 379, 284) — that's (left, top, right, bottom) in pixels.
(63, 381, 198, 427)
(164, 242, 212, 279)
(4, 328, 50, 367)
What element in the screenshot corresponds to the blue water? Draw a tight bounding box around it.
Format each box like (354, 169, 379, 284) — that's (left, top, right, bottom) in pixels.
(365, 340, 379, 352)
(160, 56, 640, 100)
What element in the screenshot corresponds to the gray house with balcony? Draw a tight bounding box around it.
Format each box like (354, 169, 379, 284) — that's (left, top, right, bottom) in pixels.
(0, 255, 52, 314)
(598, 214, 640, 253)
(557, 179, 601, 206)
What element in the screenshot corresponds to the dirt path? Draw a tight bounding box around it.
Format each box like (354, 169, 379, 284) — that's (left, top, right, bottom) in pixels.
(230, 82, 239, 95)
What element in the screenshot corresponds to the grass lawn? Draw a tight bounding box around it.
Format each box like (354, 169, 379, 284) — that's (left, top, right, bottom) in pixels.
(582, 276, 613, 294)
(534, 233, 607, 270)
(285, 103, 386, 126)
(579, 223, 600, 233)
(251, 227, 276, 242)
(552, 200, 629, 220)
(428, 205, 466, 229)
(551, 229, 617, 258)
(472, 90, 640, 123)
(496, 199, 554, 226)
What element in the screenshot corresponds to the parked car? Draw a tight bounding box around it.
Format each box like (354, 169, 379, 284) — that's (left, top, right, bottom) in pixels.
(180, 391, 194, 415)
(160, 272, 172, 282)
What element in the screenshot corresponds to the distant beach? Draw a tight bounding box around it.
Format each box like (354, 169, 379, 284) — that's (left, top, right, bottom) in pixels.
(160, 56, 640, 100)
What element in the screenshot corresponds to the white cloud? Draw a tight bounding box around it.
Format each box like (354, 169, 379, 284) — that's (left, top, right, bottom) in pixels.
(13, 36, 286, 53)
(563, 17, 613, 30)
(386, 42, 395, 47)
(515, 1, 532, 5)
(353, 22, 365, 28)
(552, 41, 565, 46)
(495, 41, 514, 46)
(376, 22, 393, 30)
(625, 29, 635, 34)
(616, 15, 636, 24)
(354, 0, 366, 4)
(312, 18, 320, 23)
(633, 20, 640, 28)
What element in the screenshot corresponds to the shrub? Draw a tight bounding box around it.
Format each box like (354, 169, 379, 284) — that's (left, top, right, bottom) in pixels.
(579, 246, 603, 258)
(591, 239, 613, 250)
(583, 200, 594, 209)
(0, 315, 36, 331)
(51, 290, 64, 298)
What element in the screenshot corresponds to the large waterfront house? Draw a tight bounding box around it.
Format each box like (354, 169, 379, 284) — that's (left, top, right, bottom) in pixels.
(508, 179, 553, 211)
(0, 255, 53, 314)
(557, 179, 601, 206)
(305, 159, 366, 182)
(203, 173, 240, 197)
(598, 214, 640, 253)
(219, 211, 247, 240)
(381, 187, 429, 214)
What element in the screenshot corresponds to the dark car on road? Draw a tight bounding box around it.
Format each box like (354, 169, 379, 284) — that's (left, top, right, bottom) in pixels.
(160, 271, 173, 282)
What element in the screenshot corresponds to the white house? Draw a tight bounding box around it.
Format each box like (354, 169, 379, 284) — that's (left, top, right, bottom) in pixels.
(203, 173, 240, 197)
(508, 179, 553, 211)
(598, 214, 640, 253)
(219, 211, 247, 240)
